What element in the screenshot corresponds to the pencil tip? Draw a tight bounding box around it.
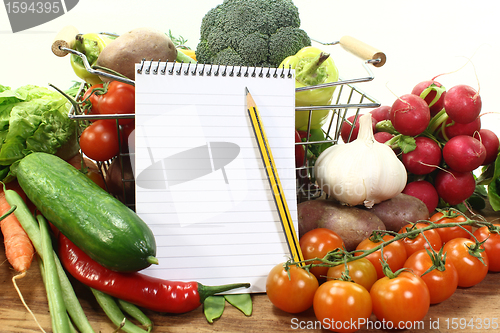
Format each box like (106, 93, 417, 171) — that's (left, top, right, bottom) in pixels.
(245, 87, 249, 94)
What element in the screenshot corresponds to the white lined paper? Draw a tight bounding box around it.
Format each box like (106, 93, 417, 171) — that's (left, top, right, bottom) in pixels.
(134, 62, 297, 292)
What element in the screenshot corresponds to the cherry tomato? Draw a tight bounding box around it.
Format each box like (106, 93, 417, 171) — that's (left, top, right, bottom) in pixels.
(98, 81, 135, 125)
(266, 263, 318, 313)
(80, 83, 104, 120)
(326, 258, 377, 292)
(313, 280, 372, 333)
(472, 224, 500, 272)
(443, 237, 489, 287)
(398, 223, 442, 256)
(79, 120, 120, 161)
(403, 249, 458, 304)
(355, 235, 407, 280)
(370, 271, 430, 329)
(430, 210, 473, 244)
(299, 228, 345, 279)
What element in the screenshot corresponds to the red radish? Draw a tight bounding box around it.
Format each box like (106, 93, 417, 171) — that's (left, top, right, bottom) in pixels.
(442, 135, 486, 172)
(374, 131, 394, 144)
(390, 94, 431, 136)
(473, 129, 500, 165)
(402, 137, 442, 175)
(443, 84, 481, 124)
(434, 169, 476, 205)
(411, 80, 446, 117)
(340, 114, 377, 143)
(402, 180, 439, 214)
(370, 105, 391, 122)
(442, 116, 481, 139)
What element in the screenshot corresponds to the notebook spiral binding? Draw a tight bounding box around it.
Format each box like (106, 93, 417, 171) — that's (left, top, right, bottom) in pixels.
(136, 59, 293, 79)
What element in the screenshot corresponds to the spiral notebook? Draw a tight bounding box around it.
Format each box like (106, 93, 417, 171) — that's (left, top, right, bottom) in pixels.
(133, 61, 298, 293)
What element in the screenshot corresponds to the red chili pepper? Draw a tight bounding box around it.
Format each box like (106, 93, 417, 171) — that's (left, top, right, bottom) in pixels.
(57, 233, 250, 313)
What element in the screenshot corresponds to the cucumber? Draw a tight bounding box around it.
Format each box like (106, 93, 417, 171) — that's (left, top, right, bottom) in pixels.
(16, 152, 157, 272)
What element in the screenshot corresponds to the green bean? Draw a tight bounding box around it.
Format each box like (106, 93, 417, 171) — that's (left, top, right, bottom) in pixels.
(116, 299, 153, 332)
(90, 288, 151, 333)
(38, 214, 71, 333)
(38, 258, 78, 333)
(4, 188, 96, 333)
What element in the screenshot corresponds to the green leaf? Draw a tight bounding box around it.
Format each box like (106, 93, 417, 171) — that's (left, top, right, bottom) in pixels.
(203, 296, 225, 323)
(397, 135, 417, 154)
(488, 153, 500, 211)
(224, 293, 253, 316)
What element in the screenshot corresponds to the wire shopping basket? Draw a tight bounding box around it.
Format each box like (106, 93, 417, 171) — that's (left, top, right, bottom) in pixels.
(51, 28, 386, 208)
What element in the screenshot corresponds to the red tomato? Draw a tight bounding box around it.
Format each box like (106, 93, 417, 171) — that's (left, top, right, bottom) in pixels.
(299, 228, 345, 279)
(313, 280, 372, 333)
(443, 238, 489, 287)
(398, 223, 442, 256)
(79, 120, 120, 161)
(80, 83, 104, 120)
(98, 81, 135, 125)
(370, 271, 430, 328)
(266, 263, 318, 313)
(430, 210, 473, 244)
(472, 224, 500, 272)
(355, 235, 407, 280)
(326, 258, 377, 292)
(403, 249, 458, 304)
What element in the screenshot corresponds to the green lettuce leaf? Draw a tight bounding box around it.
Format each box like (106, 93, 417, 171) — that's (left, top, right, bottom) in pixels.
(0, 84, 76, 178)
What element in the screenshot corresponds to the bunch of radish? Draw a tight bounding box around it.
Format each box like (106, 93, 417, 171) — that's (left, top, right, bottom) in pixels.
(341, 78, 500, 213)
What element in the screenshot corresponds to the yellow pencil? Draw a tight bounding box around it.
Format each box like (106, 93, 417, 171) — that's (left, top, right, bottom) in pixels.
(245, 87, 304, 264)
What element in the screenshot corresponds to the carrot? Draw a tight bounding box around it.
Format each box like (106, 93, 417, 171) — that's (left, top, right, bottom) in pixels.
(0, 189, 34, 274)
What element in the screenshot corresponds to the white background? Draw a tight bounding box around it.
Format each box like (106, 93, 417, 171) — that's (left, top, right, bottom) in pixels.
(1, 0, 498, 135)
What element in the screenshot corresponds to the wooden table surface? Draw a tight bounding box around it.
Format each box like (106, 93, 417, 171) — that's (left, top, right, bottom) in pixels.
(1, 207, 499, 333)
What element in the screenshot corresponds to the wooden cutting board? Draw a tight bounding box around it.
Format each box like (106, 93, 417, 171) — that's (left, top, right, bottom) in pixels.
(1, 206, 499, 333)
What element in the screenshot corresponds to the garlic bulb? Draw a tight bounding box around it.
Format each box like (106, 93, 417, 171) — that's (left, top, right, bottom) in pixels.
(314, 113, 407, 208)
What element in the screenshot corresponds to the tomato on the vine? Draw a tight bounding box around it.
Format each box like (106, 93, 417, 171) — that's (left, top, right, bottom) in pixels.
(313, 280, 372, 333)
(80, 83, 104, 120)
(398, 222, 442, 256)
(355, 234, 407, 280)
(266, 263, 318, 314)
(442, 237, 489, 287)
(299, 228, 345, 279)
(79, 119, 120, 161)
(98, 81, 135, 125)
(370, 271, 430, 328)
(429, 210, 473, 244)
(472, 224, 500, 272)
(403, 249, 458, 304)
(326, 258, 377, 292)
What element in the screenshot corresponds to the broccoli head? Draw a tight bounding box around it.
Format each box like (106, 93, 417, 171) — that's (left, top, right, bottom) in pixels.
(196, 0, 311, 67)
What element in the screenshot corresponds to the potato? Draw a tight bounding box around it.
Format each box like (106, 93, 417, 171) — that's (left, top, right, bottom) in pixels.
(365, 193, 430, 232)
(96, 27, 177, 81)
(298, 199, 386, 251)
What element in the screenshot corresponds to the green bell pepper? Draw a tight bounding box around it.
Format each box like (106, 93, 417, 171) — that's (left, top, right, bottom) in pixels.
(70, 33, 115, 85)
(280, 46, 339, 131)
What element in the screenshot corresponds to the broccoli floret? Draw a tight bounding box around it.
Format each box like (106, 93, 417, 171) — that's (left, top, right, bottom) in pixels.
(269, 26, 311, 66)
(196, 0, 310, 67)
